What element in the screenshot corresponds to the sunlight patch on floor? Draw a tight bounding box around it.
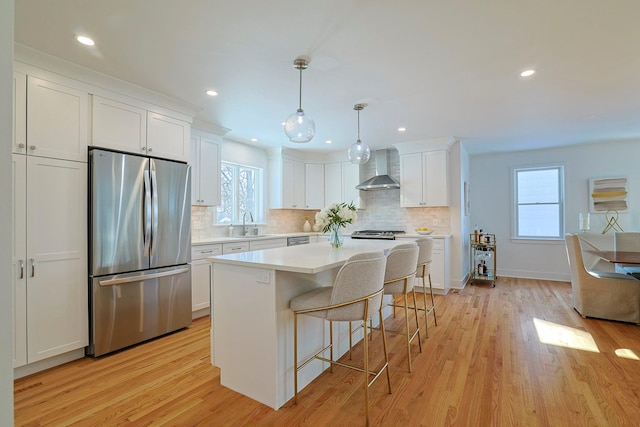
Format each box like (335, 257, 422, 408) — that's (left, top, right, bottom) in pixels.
(533, 318, 600, 353)
(615, 349, 640, 360)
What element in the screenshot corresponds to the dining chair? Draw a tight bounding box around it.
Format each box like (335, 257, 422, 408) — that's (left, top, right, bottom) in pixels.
(382, 242, 421, 372)
(290, 251, 391, 426)
(565, 233, 640, 323)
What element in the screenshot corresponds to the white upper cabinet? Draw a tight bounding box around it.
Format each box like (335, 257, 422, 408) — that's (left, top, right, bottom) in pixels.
(92, 96, 190, 162)
(92, 96, 147, 154)
(147, 112, 190, 161)
(26, 76, 89, 162)
(324, 161, 365, 209)
(191, 130, 221, 206)
(13, 72, 27, 154)
(270, 151, 306, 209)
(324, 162, 342, 205)
(342, 161, 366, 209)
(304, 163, 325, 209)
(399, 150, 449, 207)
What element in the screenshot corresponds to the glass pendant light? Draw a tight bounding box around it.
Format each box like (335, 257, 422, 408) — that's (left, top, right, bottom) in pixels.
(284, 58, 315, 143)
(347, 103, 370, 164)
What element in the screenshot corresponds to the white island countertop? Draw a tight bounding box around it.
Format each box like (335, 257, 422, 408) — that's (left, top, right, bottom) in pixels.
(209, 238, 414, 274)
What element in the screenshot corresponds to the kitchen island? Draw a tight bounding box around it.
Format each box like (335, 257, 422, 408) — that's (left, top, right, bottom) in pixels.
(209, 238, 411, 409)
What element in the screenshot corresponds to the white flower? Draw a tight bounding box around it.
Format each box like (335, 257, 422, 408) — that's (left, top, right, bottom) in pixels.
(316, 201, 357, 233)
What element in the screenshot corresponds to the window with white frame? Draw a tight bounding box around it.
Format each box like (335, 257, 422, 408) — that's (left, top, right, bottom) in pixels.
(513, 165, 564, 239)
(217, 161, 263, 224)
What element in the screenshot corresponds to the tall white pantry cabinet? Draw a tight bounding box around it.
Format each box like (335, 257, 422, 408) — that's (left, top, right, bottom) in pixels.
(12, 72, 88, 368)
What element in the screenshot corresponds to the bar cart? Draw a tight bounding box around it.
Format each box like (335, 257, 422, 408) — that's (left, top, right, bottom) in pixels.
(469, 233, 496, 287)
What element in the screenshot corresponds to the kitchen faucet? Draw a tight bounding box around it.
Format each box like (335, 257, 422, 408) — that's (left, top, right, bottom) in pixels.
(242, 211, 254, 236)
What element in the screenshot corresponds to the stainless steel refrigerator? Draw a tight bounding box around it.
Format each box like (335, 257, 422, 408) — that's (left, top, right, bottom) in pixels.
(88, 148, 192, 356)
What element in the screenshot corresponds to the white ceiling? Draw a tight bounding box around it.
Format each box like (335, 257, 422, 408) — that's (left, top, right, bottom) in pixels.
(14, 0, 640, 155)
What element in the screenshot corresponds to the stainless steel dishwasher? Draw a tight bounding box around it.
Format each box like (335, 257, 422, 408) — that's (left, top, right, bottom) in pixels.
(287, 236, 310, 246)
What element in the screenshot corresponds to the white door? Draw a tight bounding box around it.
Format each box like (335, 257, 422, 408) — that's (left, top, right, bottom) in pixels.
(282, 159, 295, 208)
(92, 96, 147, 154)
(424, 150, 449, 206)
(27, 76, 88, 162)
(324, 162, 342, 205)
(305, 163, 325, 209)
(12, 154, 27, 367)
(197, 134, 221, 206)
(147, 111, 190, 162)
(26, 156, 88, 362)
(400, 153, 424, 207)
(13, 72, 27, 154)
(293, 160, 306, 209)
(342, 162, 365, 209)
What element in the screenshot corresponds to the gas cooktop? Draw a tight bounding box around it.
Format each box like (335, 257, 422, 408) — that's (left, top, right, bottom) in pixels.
(351, 230, 406, 240)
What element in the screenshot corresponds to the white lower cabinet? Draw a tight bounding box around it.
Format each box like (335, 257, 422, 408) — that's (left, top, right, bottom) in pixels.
(222, 241, 250, 254)
(12, 154, 88, 367)
(249, 238, 287, 251)
(399, 235, 450, 294)
(191, 244, 222, 316)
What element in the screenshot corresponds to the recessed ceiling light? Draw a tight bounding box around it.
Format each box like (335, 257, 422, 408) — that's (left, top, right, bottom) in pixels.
(75, 35, 95, 46)
(520, 69, 536, 77)
(325, 140, 332, 144)
(206, 90, 218, 97)
(250, 138, 258, 142)
(397, 127, 407, 132)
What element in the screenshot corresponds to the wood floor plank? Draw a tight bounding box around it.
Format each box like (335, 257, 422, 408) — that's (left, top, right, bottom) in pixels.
(14, 277, 640, 426)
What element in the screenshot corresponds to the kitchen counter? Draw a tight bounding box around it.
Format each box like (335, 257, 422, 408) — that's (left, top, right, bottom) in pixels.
(209, 238, 407, 274)
(209, 238, 413, 410)
(192, 231, 323, 245)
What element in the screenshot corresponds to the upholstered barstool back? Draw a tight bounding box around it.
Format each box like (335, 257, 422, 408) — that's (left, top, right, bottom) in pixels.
(290, 251, 391, 426)
(382, 242, 421, 372)
(416, 237, 437, 337)
(614, 232, 640, 252)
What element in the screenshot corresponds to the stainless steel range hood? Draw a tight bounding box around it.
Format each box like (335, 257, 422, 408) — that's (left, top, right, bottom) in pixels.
(356, 149, 400, 190)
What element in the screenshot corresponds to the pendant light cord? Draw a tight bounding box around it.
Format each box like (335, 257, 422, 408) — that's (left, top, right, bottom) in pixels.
(298, 67, 303, 112)
(356, 109, 361, 143)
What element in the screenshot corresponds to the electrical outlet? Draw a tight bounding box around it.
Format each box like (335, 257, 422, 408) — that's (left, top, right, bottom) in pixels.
(256, 271, 271, 284)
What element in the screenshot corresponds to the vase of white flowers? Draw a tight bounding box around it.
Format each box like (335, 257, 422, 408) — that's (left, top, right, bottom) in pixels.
(315, 202, 357, 248)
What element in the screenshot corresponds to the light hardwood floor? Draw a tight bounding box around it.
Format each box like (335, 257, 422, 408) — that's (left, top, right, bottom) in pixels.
(14, 277, 640, 426)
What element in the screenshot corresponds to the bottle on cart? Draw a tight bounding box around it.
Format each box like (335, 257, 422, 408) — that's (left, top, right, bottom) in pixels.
(477, 262, 483, 276)
(482, 260, 487, 276)
(474, 224, 479, 242)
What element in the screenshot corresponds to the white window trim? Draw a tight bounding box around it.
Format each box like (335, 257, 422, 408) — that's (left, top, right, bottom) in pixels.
(511, 163, 565, 241)
(217, 161, 264, 224)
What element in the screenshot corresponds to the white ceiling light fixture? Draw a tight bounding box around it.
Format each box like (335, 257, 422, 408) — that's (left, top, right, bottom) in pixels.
(347, 103, 371, 164)
(284, 57, 315, 143)
(75, 35, 95, 46)
(206, 90, 218, 96)
(398, 127, 407, 132)
(520, 69, 536, 77)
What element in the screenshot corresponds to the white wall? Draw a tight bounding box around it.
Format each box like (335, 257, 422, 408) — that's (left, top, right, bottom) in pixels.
(1, 0, 14, 424)
(469, 140, 640, 281)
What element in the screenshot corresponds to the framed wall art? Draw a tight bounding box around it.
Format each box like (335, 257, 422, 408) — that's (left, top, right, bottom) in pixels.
(589, 176, 628, 213)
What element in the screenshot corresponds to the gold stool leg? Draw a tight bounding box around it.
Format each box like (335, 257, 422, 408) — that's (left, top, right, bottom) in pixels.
(379, 310, 392, 394)
(293, 312, 299, 404)
(403, 293, 413, 373)
(329, 321, 334, 373)
(429, 273, 437, 326)
(363, 312, 370, 426)
(412, 288, 422, 353)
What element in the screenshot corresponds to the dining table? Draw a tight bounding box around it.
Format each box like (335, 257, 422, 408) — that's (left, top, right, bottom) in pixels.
(586, 250, 640, 279)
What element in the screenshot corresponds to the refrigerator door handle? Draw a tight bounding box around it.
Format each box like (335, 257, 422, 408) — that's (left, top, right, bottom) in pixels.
(98, 267, 190, 287)
(143, 169, 152, 257)
(150, 168, 159, 257)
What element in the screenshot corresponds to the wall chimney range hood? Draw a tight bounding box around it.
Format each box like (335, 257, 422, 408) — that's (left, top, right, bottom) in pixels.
(355, 149, 400, 190)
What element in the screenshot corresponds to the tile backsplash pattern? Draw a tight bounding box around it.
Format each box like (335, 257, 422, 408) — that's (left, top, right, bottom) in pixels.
(191, 148, 450, 240)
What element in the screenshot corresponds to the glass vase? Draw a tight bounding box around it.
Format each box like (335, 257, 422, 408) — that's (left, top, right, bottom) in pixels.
(328, 224, 344, 248)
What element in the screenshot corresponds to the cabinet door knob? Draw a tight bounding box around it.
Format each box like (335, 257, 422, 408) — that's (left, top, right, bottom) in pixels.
(19, 259, 24, 279)
(141, 147, 146, 151)
(148, 148, 153, 152)
(17, 143, 25, 149)
(29, 145, 36, 150)
(30, 258, 35, 277)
